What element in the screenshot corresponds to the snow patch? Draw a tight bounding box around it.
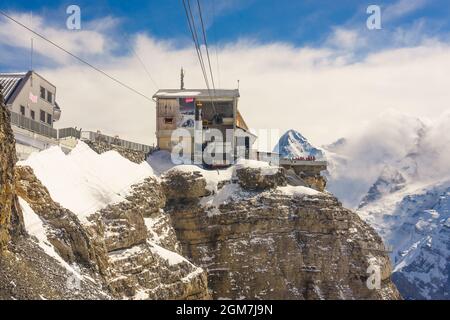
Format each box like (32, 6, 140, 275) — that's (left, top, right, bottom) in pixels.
(19, 197, 83, 280)
(277, 185, 321, 197)
(19, 141, 154, 223)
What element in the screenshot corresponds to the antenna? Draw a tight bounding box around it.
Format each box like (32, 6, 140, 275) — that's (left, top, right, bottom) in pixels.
(237, 79, 240, 90)
(181, 67, 185, 90)
(30, 11, 33, 71)
(31, 38, 34, 71)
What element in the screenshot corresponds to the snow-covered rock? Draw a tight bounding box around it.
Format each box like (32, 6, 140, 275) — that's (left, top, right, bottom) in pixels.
(165, 162, 400, 300)
(274, 129, 325, 159)
(325, 110, 450, 300)
(358, 181, 450, 300)
(19, 141, 154, 224)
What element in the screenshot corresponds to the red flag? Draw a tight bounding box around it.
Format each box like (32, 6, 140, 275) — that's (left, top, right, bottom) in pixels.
(29, 92, 38, 103)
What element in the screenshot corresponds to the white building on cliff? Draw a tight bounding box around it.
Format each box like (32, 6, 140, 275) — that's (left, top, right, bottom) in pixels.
(0, 71, 61, 159)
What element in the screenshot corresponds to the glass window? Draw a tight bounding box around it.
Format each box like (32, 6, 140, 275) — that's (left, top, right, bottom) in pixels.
(20, 105, 25, 116)
(40, 110, 46, 122)
(47, 113, 52, 125)
(40, 87, 46, 99)
(30, 110, 35, 120)
(47, 91, 53, 104)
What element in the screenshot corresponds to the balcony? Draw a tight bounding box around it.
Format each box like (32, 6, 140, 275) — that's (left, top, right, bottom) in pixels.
(10, 111, 58, 139)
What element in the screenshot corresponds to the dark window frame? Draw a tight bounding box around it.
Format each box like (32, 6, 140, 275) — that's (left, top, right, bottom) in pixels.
(30, 110, 35, 120)
(164, 117, 174, 125)
(40, 86, 46, 99)
(47, 113, 52, 125)
(47, 91, 53, 104)
(40, 110, 46, 122)
(20, 105, 26, 116)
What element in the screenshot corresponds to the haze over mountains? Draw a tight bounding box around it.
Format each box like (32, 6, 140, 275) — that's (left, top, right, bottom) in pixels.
(280, 110, 450, 299)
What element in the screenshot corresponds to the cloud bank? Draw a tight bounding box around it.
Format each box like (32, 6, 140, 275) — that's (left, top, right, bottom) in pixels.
(0, 10, 450, 150)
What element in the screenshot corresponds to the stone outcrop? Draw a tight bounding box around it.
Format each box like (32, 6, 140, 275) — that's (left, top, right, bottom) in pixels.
(281, 163, 327, 192)
(84, 140, 147, 164)
(236, 166, 287, 191)
(163, 171, 210, 201)
(164, 168, 401, 300)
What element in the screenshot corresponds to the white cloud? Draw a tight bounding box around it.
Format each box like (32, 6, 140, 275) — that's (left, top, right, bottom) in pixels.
(0, 12, 116, 64)
(1, 11, 450, 152)
(326, 28, 365, 50)
(384, 0, 428, 21)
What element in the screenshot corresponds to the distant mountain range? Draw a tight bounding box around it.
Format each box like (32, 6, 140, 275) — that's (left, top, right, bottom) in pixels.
(281, 111, 450, 299)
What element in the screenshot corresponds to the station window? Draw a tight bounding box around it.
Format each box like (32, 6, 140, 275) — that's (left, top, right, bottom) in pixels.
(47, 91, 53, 104)
(40, 87, 46, 99)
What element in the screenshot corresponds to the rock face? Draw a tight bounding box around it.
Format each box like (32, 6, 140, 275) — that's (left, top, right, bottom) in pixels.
(90, 177, 209, 300)
(358, 180, 450, 300)
(236, 166, 287, 191)
(282, 164, 327, 192)
(14, 168, 210, 300)
(2, 88, 400, 300)
(0, 90, 24, 251)
(15, 166, 108, 270)
(1, 89, 108, 299)
(164, 167, 401, 300)
(84, 140, 148, 164)
(163, 171, 210, 200)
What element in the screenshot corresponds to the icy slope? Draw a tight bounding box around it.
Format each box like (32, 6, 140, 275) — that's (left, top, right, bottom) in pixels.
(324, 110, 450, 299)
(358, 180, 450, 299)
(20, 141, 154, 223)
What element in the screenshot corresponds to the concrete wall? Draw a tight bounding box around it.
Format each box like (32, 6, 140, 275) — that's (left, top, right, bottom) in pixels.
(8, 73, 57, 127)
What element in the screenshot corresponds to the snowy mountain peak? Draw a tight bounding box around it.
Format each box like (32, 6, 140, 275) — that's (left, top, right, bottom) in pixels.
(274, 130, 324, 159)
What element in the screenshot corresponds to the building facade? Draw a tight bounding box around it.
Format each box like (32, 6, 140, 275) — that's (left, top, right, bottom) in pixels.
(0, 71, 62, 159)
(153, 89, 256, 166)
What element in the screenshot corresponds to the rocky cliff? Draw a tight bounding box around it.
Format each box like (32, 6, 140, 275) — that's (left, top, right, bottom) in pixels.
(1, 89, 209, 300)
(1, 89, 400, 299)
(163, 165, 401, 300)
(13, 166, 209, 300)
(0, 89, 24, 251)
(1, 89, 109, 299)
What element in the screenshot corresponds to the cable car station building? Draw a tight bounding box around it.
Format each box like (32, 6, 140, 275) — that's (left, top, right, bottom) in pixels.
(153, 88, 256, 166)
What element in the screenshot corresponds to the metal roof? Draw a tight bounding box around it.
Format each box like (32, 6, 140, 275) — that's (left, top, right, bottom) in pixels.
(0, 72, 27, 103)
(153, 89, 240, 99)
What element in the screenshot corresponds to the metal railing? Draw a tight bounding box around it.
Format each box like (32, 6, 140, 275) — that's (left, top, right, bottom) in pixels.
(10, 111, 58, 139)
(58, 127, 81, 139)
(81, 131, 153, 153)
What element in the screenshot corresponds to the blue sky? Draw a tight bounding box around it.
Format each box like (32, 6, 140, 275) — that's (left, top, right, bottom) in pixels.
(1, 0, 450, 48)
(1, 0, 450, 72)
(1, 0, 450, 146)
